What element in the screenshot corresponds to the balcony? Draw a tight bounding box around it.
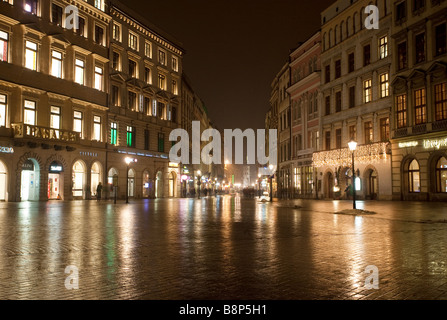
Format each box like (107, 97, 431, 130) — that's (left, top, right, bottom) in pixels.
(12, 123, 81, 143)
(433, 119, 447, 131)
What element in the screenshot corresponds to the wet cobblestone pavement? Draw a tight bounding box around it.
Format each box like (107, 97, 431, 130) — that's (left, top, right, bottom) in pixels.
(0, 196, 446, 300)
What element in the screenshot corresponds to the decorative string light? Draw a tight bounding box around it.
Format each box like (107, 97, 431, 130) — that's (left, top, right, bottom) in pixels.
(312, 142, 390, 168)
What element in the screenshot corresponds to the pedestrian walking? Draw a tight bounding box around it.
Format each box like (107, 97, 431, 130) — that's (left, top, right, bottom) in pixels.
(96, 182, 103, 201)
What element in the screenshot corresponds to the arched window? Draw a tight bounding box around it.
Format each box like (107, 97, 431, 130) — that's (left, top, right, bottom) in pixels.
(409, 159, 421, 193)
(346, 17, 351, 37)
(436, 157, 447, 193)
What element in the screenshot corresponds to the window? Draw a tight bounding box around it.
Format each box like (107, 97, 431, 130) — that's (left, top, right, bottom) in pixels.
(396, 1, 407, 23)
(396, 94, 407, 128)
(129, 32, 138, 51)
(364, 121, 373, 144)
(51, 50, 62, 78)
(25, 40, 38, 71)
(364, 79, 372, 103)
(110, 122, 117, 145)
(95, 25, 104, 46)
(75, 58, 85, 85)
(158, 133, 165, 152)
(73, 111, 83, 136)
(112, 52, 120, 71)
(415, 33, 425, 63)
(172, 106, 177, 123)
(94, 0, 104, 11)
(349, 125, 357, 141)
(380, 73, 389, 98)
(50, 106, 60, 137)
(335, 59, 341, 79)
(414, 88, 427, 125)
(398, 42, 407, 70)
(379, 36, 388, 59)
(335, 128, 342, 149)
(51, 4, 63, 26)
(128, 91, 137, 110)
(408, 159, 421, 193)
(144, 97, 151, 115)
(325, 96, 331, 115)
(172, 56, 178, 72)
(76, 17, 86, 37)
(92, 116, 101, 141)
(325, 65, 330, 83)
(380, 118, 390, 141)
(126, 126, 135, 148)
(435, 83, 447, 121)
(0, 31, 8, 62)
(0, 94, 6, 127)
(435, 24, 447, 56)
(172, 80, 178, 95)
(158, 50, 166, 65)
(111, 85, 119, 106)
(363, 44, 371, 66)
(24, 100, 36, 125)
(349, 86, 356, 108)
(144, 129, 150, 150)
(144, 67, 151, 84)
(335, 91, 342, 113)
(94, 66, 103, 91)
(128, 59, 137, 78)
(348, 52, 355, 73)
(152, 100, 157, 116)
(413, 0, 425, 12)
(436, 157, 447, 193)
(112, 23, 121, 42)
(158, 102, 165, 120)
(325, 131, 331, 151)
(24, 0, 38, 15)
(145, 42, 152, 58)
(158, 74, 166, 90)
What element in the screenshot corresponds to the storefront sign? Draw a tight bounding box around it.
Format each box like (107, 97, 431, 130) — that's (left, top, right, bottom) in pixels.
(169, 162, 179, 168)
(80, 151, 98, 157)
(398, 141, 418, 148)
(49, 161, 63, 173)
(22, 160, 34, 171)
(0, 146, 13, 154)
(423, 137, 447, 150)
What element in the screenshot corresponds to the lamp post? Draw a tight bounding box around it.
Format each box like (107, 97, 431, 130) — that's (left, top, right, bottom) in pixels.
(197, 170, 202, 199)
(125, 157, 137, 204)
(348, 140, 358, 210)
(269, 165, 274, 202)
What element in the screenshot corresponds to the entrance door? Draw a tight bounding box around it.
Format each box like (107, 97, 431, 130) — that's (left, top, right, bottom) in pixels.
(368, 170, 378, 200)
(169, 172, 176, 197)
(72, 161, 85, 198)
(48, 173, 60, 199)
(325, 172, 334, 199)
(155, 171, 162, 198)
(128, 169, 135, 197)
(91, 162, 102, 197)
(21, 159, 40, 201)
(0, 160, 6, 201)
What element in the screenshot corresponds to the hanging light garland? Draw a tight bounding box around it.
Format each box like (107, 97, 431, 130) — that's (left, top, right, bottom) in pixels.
(312, 142, 390, 168)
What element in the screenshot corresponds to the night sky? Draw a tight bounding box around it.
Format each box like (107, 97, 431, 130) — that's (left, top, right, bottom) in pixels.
(125, 0, 335, 130)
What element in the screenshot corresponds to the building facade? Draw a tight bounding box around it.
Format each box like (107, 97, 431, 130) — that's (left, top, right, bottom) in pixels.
(287, 31, 321, 199)
(390, 0, 447, 201)
(314, 0, 393, 201)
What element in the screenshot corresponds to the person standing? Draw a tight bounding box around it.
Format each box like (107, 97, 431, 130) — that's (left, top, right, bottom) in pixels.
(96, 182, 103, 201)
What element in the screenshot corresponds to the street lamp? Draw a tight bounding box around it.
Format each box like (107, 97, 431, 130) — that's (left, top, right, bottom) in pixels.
(125, 157, 137, 204)
(348, 140, 358, 210)
(197, 170, 202, 199)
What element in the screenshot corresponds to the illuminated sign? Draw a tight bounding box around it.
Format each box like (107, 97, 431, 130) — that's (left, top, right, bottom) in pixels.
(49, 161, 63, 173)
(399, 141, 418, 148)
(22, 160, 34, 171)
(169, 162, 179, 168)
(423, 137, 447, 150)
(0, 146, 13, 153)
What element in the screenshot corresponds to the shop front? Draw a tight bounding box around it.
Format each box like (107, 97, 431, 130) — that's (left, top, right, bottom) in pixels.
(21, 159, 40, 201)
(48, 161, 63, 200)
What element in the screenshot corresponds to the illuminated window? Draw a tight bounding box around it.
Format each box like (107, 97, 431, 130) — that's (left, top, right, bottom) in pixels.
(349, 125, 357, 141)
(144, 67, 151, 84)
(158, 74, 166, 90)
(112, 23, 121, 42)
(111, 85, 119, 106)
(94, 0, 104, 11)
(152, 100, 157, 116)
(145, 42, 152, 58)
(128, 59, 137, 78)
(434, 83, 447, 121)
(0, 31, 9, 62)
(51, 50, 62, 78)
(363, 79, 372, 103)
(112, 51, 120, 71)
(94, 66, 103, 91)
(127, 126, 135, 148)
(408, 159, 421, 193)
(73, 111, 83, 136)
(172, 56, 178, 72)
(110, 122, 117, 145)
(379, 36, 388, 59)
(158, 50, 166, 65)
(75, 58, 85, 85)
(24, 0, 38, 15)
(0, 94, 7, 127)
(144, 97, 151, 115)
(436, 157, 447, 193)
(94, 25, 104, 46)
(380, 118, 390, 142)
(128, 32, 138, 51)
(51, 4, 63, 26)
(93, 116, 101, 141)
(396, 94, 407, 128)
(24, 100, 36, 125)
(364, 121, 373, 144)
(25, 40, 38, 71)
(50, 106, 60, 138)
(380, 73, 389, 98)
(128, 91, 137, 111)
(414, 88, 426, 125)
(76, 17, 86, 37)
(172, 80, 178, 95)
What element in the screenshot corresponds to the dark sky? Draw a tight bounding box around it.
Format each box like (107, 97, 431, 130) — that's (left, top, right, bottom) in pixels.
(125, 0, 335, 130)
